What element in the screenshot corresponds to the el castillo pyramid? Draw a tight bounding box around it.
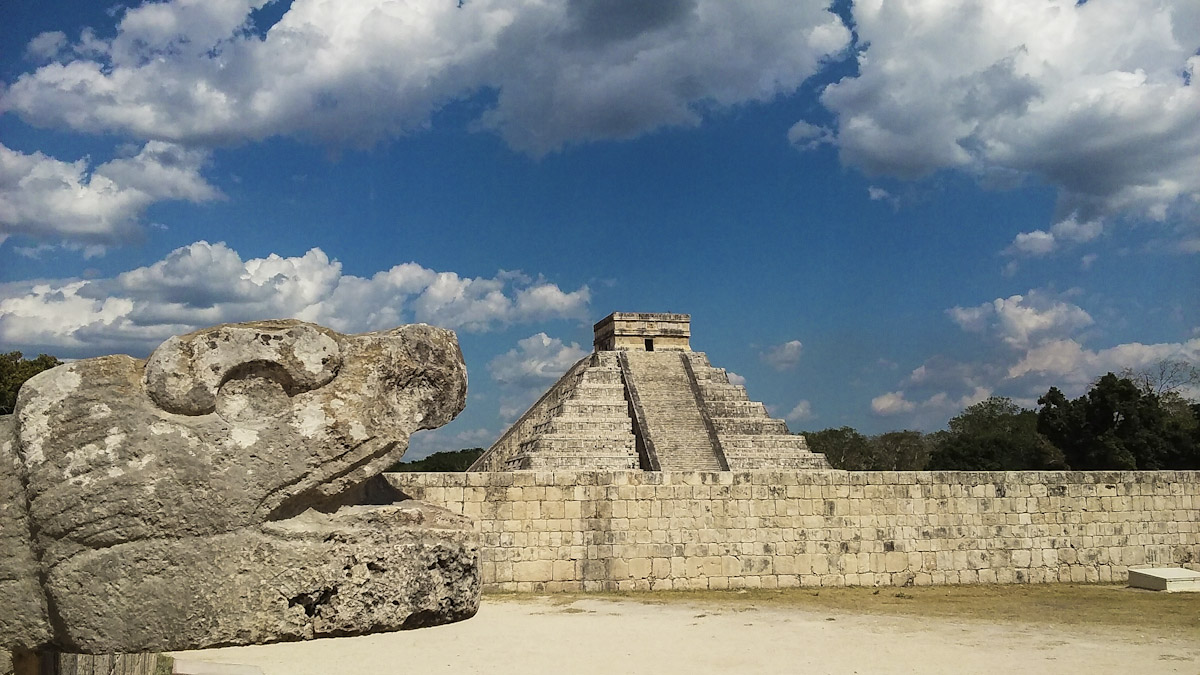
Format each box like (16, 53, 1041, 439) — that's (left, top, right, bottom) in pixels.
(470, 313, 831, 471)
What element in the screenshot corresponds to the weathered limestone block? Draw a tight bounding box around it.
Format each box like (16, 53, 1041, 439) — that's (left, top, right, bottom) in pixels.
(0, 416, 51, 651)
(1, 320, 477, 654)
(50, 502, 477, 652)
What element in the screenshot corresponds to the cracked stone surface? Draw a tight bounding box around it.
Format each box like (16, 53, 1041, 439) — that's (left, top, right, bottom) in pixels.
(0, 415, 51, 652)
(0, 320, 478, 654)
(51, 501, 478, 652)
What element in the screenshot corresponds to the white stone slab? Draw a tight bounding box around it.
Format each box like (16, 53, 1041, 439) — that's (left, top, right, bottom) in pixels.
(1127, 567, 1200, 592)
(173, 658, 265, 674)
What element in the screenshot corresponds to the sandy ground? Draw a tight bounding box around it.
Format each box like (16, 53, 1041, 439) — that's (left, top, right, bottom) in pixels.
(172, 594, 1200, 674)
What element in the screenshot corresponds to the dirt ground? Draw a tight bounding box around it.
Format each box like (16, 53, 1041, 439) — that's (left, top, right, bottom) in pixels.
(174, 585, 1200, 674)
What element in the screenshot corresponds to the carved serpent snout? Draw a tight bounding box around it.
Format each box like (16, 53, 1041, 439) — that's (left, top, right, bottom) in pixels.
(145, 321, 344, 416)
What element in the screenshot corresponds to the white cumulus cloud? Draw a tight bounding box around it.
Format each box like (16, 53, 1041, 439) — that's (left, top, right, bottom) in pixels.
(0, 141, 219, 245)
(787, 120, 834, 150)
(811, 0, 1200, 241)
(761, 339, 804, 371)
(488, 333, 589, 387)
(870, 391, 916, 416)
(488, 332, 589, 418)
(2, 0, 850, 155)
(1005, 216, 1104, 258)
(1006, 230, 1057, 257)
(785, 399, 815, 423)
(0, 240, 590, 357)
(1008, 338, 1200, 385)
(871, 387, 993, 424)
(947, 290, 1093, 349)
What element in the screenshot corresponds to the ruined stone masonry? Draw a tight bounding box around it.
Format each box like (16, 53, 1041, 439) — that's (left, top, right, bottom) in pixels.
(0, 320, 480, 657)
(471, 313, 830, 471)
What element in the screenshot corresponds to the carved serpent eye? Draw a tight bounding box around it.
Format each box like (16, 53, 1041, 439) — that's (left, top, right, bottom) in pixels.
(144, 321, 343, 416)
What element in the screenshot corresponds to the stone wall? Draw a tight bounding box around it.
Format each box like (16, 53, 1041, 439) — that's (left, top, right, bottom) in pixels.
(387, 470, 1200, 592)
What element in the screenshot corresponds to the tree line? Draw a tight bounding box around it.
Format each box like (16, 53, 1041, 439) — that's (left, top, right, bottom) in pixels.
(4, 352, 1196, 472)
(389, 447, 483, 472)
(805, 364, 1200, 471)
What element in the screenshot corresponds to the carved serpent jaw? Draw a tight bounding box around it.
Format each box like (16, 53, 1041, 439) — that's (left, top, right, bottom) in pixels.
(2, 321, 477, 653)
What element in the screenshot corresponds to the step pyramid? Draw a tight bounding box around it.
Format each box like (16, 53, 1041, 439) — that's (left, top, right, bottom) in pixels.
(469, 313, 830, 471)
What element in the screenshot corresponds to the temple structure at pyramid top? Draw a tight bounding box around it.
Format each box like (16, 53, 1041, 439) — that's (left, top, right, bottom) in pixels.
(592, 312, 692, 352)
(469, 313, 831, 472)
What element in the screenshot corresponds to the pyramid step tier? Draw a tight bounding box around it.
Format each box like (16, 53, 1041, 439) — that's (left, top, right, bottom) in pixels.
(711, 417, 790, 434)
(719, 435, 814, 451)
(565, 383, 627, 401)
(705, 400, 769, 417)
(548, 401, 629, 417)
(577, 370, 624, 386)
(728, 456, 832, 470)
(531, 419, 635, 435)
(509, 456, 639, 470)
(521, 436, 636, 451)
(695, 385, 752, 401)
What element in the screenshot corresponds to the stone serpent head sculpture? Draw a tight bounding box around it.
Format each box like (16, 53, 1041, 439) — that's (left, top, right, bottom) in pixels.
(0, 320, 477, 654)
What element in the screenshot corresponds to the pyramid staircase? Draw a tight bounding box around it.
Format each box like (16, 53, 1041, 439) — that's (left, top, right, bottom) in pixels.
(620, 351, 726, 471)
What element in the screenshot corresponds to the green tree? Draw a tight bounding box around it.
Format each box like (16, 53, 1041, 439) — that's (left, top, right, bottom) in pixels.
(1191, 402, 1200, 452)
(803, 427, 874, 470)
(389, 447, 484, 472)
(1037, 373, 1199, 470)
(1, 352, 63, 414)
(928, 397, 1065, 471)
(804, 427, 929, 470)
(872, 430, 930, 471)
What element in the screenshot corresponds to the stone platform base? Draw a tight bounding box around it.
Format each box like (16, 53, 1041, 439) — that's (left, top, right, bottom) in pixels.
(1128, 567, 1200, 592)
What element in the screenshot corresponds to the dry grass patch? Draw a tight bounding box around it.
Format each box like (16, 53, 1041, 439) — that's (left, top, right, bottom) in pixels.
(486, 584, 1199, 637)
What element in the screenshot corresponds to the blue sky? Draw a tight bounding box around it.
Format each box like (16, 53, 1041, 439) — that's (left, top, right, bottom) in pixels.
(2, 0, 1197, 457)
